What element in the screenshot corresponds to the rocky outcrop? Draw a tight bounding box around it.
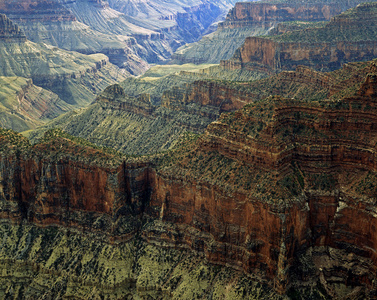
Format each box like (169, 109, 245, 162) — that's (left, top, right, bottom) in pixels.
(161, 80, 257, 115)
(218, 0, 370, 30)
(0, 13, 26, 42)
(171, 0, 371, 65)
(222, 36, 377, 74)
(3, 60, 377, 297)
(222, 2, 377, 73)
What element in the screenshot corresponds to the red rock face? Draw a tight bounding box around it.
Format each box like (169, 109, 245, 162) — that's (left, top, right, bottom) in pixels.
(146, 72, 377, 294)
(221, 37, 377, 73)
(221, 2, 377, 73)
(218, 1, 365, 30)
(2, 70, 377, 296)
(162, 80, 258, 114)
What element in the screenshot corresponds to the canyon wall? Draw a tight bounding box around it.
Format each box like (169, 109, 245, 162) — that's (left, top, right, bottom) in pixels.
(2, 63, 377, 297)
(221, 37, 377, 73)
(0, 13, 26, 42)
(217, 1, 360, 30)
(171, 0, 372, 65)
(221, 2, 377, 73)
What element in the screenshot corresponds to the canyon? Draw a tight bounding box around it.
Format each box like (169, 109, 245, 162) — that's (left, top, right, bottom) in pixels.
(0, 0, 237, 73)
(2, 58, 377, 298)
(2, 0, 377, 298)
(0, 13, 128, 132)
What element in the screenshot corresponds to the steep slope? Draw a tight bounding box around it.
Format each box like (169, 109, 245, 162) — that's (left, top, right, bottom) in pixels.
(0, 0, 238, 69)
(27, 59, 374, 155)
(0, 76, 70, 132)
(222, 2, 377, 73)
(2, 62, 377, 297)
(0, 13, 128, 108)
(25, 61, 270, 154)
(0, 0, 149, 75)
(171, 0, 371, 64)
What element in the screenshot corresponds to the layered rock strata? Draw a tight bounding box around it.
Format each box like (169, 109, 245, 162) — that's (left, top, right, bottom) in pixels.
(218, 0, 370, 29)
(3, 62, 377, 297)
(222, 2, 377, 73)
(0, 14, 128, 108)
(0, 13, 26, 42)
(172, 0, 371, 64)
(0, 76, 70, 132)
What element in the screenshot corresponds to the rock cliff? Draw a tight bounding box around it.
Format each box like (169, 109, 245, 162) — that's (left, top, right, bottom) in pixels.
(146, 65, 377, 297)
(0, 13, 26, 42)
(222, 2, 377, 73)
(218, 0, 369, 29)
(3, 60, 377, 297)
(171, 0, 371, 65)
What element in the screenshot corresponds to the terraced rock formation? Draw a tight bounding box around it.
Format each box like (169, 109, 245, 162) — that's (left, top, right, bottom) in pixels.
(0, 0, 238, 72)
(222, 2, 377, 73)
(0, 0, 149, 75)
(2, 59, 377, 297)
(27, 58, 372, 156)
(0, 13, 128, 109)
(25, 62, 270, 154)
(171, 0, 370, 65)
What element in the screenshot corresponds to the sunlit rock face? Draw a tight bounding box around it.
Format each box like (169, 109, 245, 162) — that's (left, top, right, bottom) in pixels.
(2, 59, 377, 298)
(222, 2, 377, 74)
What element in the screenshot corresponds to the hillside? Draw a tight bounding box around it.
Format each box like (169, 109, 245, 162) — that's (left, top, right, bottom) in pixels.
(0, 13, 128, 108)
(25, 63, 270, 154)
(0, 76, 70, 132)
